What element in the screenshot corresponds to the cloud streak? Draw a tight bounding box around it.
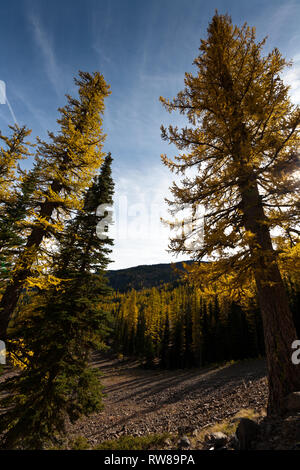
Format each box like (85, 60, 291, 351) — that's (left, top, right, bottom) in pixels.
(28, 13, 62, 96)
(283, 55, 300, 104)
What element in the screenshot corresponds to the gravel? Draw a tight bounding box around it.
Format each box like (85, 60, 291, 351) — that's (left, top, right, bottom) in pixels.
(68, 355, 268, 445)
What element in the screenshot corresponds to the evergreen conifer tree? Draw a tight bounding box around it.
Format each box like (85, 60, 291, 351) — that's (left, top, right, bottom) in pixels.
(0, 153, 114, 449)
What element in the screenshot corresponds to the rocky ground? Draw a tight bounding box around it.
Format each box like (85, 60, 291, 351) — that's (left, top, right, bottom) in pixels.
(2, 355, 299, 450)
(68, 355, 270, 447)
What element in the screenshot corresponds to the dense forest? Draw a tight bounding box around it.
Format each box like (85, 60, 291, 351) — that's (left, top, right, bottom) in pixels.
(107, 271, 300, 369)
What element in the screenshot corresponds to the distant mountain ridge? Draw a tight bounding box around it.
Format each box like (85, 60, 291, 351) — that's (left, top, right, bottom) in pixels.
(106, 260, 193, 292)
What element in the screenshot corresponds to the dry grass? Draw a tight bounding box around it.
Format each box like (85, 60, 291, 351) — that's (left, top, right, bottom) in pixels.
(69, 433, 171, 450)
(191, 407, 266, 448)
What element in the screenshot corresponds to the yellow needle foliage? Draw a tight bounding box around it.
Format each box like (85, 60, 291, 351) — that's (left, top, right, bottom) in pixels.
(0, 72, 111, 336)
(160, 12, 299, 293)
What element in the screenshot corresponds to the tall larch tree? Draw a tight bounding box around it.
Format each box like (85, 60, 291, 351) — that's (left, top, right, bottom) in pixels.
(0, 71, 110, 339)
(160, 12, 300, 414)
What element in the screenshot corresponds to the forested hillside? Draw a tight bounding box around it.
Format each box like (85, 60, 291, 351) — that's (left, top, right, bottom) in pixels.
(106, 261, 193, 292)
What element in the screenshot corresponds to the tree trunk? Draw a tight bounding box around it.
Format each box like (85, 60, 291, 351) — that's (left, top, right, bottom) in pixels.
(239, 176, 300, 414)
(0, 186, 61, 339)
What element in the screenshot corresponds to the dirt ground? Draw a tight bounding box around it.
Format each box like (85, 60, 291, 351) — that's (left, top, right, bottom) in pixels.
(69, 355, 268, 446)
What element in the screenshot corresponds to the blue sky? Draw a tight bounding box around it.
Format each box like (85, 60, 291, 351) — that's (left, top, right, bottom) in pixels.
(1, 0, 300, 269)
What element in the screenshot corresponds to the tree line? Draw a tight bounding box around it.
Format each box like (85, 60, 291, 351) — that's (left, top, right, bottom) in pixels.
(111, 278, 300, 369)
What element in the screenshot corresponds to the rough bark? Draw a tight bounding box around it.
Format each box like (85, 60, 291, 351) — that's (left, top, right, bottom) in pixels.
(221, 59, 300, 414)
(239, 176, 300, 414)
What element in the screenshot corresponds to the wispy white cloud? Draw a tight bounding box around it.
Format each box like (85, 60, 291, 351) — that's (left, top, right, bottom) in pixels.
(11, 85, 50, 133)
(267, 2, 295, 35)
(0, 107, 13, 127)
(28, 13, 63, 96)
(92, 44, 113, 65)
(0, 97, 18, 127)
(255, 1, 297, 44)
(282, 55, 300, 104)
(91, 0, 115, 68)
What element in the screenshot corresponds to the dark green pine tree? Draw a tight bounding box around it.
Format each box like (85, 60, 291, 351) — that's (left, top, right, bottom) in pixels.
(183, 292, 194, 367)
(135, 305, 147, 357)
(55, 152, 114, 276)
(143, 334, 155, 368)
(0, 163, 41, 286)
(159, 313, 171, 369)
(0, 153, 115, 450)
(171, 317, 186, 369)
(0, 125, 33, 284)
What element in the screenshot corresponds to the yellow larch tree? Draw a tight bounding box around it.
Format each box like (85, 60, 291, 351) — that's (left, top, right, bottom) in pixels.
(160, 12, 300, 414)
(0, 71, 110, 339)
